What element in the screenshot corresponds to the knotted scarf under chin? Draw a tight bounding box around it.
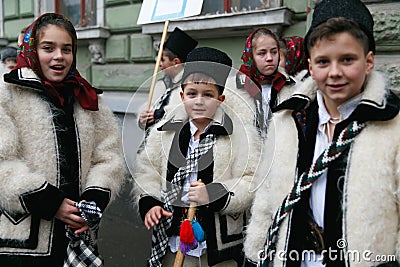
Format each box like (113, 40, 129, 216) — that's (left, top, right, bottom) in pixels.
(241, 70, 288, 98)
(44, 73, 99, 111)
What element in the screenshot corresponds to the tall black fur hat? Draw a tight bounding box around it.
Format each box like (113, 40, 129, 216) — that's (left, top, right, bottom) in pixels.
(164, 27, 198, 62)
(304, 0, 375, 56)
(181, 47, 233, 94)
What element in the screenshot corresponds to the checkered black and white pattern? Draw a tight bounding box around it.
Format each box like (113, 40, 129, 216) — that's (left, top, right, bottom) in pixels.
(64, 201, 104, 267)
(148, 133, 216, 267)
(155, 87, 173, 110)
(64, 238, 104, 267)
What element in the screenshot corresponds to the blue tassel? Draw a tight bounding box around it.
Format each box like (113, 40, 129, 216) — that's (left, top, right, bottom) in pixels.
(191, 219, 205, 242)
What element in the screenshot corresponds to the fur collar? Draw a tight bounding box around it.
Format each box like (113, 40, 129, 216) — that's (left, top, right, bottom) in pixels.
(274, 70, 400, 122)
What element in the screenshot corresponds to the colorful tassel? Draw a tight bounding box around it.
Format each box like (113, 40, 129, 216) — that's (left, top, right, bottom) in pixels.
(191, 219, 205, 242)
(179, 219, 194, 243)
(180, 238, 198, 255)
(179, 218, 206, 255)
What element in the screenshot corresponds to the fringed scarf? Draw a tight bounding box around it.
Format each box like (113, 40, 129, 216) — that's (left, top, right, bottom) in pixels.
(238, 27, 287, 96)
(16, 13, 98, 111)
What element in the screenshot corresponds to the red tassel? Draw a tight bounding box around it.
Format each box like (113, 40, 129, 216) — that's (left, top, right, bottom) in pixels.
(179, 219, 194, 244)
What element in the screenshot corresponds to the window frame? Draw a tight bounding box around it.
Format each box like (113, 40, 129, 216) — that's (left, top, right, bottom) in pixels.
(54, 0, 104, 28)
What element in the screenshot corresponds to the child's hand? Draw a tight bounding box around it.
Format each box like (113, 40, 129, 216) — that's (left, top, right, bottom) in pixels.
(139, 110, 155, 126)
(144, 206, 173, 230)
(189, 181, 209, 205)
(55, 198, 87, 230)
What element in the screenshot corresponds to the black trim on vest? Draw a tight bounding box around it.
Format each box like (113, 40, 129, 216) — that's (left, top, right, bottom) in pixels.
(81, 187, 111, 212)
(286, 101, 319, 267)
(20, 182, 65, 221)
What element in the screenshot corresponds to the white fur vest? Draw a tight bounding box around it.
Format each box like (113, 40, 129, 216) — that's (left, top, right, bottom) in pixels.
(244, 71, 400, 266)
(0, 68, 125, 256)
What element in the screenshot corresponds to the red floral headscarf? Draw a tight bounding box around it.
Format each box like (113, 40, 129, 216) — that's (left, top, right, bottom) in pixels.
(280, 36, 309, 76)
(238, 28, 287, 96)
(16, 13, 98, 110)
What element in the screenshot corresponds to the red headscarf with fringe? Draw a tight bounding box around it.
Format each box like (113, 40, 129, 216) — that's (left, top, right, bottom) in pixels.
(16, 13, 98, 111)
(238, 27, 287, 97)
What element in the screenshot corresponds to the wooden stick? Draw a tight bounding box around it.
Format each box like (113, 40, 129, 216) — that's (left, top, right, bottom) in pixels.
(146, 20, 170, 110)
(173, 179, 202, 267)
(173, 202, 197, 267)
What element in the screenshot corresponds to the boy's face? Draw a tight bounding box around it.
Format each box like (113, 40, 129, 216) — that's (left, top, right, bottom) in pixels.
(160, 51, 180, 77)
(4, 58, 16, 70)
(309, 32, 374, 109)
(252, 35, 280, 76)
(180, 82, 225, 126)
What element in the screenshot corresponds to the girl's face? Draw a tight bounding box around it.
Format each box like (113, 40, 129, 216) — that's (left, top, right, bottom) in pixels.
(37, 25, 73, 82)
(252, 34, 279, 76)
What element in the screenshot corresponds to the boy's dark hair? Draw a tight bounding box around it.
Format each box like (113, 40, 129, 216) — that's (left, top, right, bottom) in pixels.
(163, 48, 178, 61)
(307, 17, 370, 56)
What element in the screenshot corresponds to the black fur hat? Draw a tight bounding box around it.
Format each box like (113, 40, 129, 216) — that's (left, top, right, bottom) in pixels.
(164, 27, 198, 62)
(304, 0, 375, 56)
(1, 46, 17, 62)
(181, 47, 233, 94)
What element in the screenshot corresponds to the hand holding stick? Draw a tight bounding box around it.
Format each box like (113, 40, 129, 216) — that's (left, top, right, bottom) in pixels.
(173, 180, 205, 267)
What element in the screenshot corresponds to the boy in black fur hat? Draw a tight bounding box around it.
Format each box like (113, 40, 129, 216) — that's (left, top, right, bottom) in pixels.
(134, 47, 262, 266)
(139, 27, 198, 129)
(244, 0, 400, 266)
(0, 46, 17, 73)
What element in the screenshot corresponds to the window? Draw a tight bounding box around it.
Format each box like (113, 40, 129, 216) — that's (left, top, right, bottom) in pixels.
(202, 0, 268, 15)
(55, 0, 97, 27)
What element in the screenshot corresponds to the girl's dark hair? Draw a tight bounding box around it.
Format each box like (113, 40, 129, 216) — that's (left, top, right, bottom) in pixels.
(251, 28, 280, 50)
(307, 17, 370, 55)
(35, 13, 77, 48)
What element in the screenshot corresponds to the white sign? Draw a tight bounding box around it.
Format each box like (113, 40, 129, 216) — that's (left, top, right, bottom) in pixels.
(137, 0, 203, 25)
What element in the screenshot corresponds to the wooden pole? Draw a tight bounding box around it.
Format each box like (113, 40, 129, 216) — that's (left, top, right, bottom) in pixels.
(173, 177, 203, 267)
(146, 20, 170, 110)
(173, 202, 197, 267)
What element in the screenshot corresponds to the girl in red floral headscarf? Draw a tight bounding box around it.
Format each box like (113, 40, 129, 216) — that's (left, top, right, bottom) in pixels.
(0, 13, 124, 267)
(279, 35, 309, 79)
(237, 28, 296, 135)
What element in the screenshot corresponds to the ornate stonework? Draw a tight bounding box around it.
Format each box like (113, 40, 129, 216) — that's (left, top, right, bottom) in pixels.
(88, 41, 106, 65)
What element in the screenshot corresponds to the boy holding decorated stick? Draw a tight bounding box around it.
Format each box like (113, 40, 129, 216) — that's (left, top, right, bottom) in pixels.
(134, 47, 262, 266)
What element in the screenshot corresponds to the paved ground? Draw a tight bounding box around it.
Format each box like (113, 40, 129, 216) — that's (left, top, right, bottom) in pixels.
(97, 180, 152, 266)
